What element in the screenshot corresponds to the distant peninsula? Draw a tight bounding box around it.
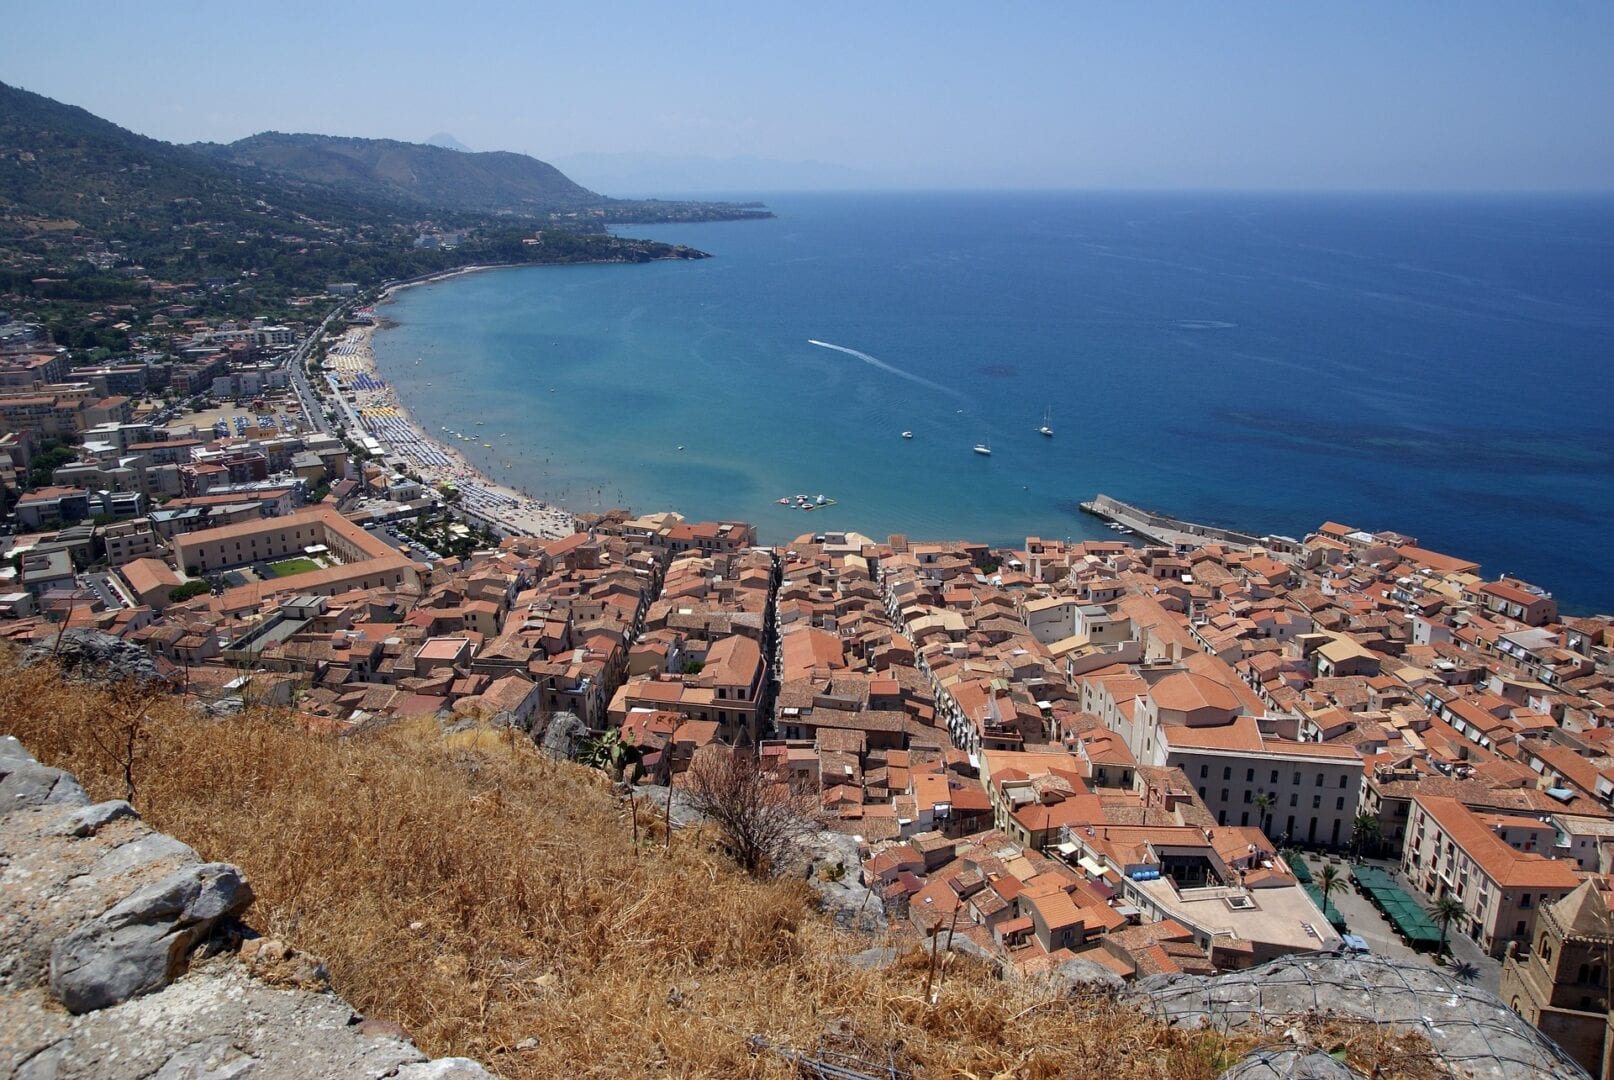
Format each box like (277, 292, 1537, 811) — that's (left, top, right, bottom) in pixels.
(0, 81, 768, 327)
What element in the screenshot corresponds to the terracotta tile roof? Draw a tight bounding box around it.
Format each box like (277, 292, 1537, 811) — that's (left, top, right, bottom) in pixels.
(1414, 794, 1583, 889)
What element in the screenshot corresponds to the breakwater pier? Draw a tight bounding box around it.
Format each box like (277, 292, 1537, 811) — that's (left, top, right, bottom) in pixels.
(1079, 494, 1299, 554)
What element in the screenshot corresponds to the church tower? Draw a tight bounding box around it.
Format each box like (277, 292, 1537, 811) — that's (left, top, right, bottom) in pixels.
(1500, 877, 1614, 1078)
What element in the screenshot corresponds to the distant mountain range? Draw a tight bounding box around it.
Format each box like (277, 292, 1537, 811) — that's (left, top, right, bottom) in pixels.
(424, 132, 472, 153)
(551, 152, 879, 196)
(190, 132, 601, 217)
(0, 81, 764, 310)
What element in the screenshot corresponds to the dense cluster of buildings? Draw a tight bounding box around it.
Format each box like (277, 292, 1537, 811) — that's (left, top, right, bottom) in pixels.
(6, 477, 1613, 1057)
(4, 306, 1614, 1074)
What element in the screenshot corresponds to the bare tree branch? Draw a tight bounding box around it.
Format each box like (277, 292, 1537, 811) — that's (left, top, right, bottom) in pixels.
(680, 745, 821, 877)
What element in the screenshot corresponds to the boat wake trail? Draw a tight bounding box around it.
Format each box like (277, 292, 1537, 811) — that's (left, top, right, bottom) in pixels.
(807, 340, 968, 404)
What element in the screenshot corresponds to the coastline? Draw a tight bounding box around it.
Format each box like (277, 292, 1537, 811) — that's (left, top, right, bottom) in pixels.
(326, 317, 577, 540)
(378, 263, 516, 303)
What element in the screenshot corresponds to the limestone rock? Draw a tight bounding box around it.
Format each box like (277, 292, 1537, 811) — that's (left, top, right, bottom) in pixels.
(539, 710, 589, 761)
(844, 945, 902, 971)
(61, 800, 137, 837)
(1217, 1046, 1362, 1079)
(50, 862, 254, 1012)
(1040, 956, 1126, 994)
(1128, 954, 1591, 1080)
(6, 959, 459, 1079)
(22, 628, 166, 686)
(393, 1058, 496, 1079)
(0, 739, 496, 1078)
(0, 741, 88, 815)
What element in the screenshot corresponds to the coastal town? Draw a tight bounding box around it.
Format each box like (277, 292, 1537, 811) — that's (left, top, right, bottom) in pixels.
(3, 286, 1614, 1077)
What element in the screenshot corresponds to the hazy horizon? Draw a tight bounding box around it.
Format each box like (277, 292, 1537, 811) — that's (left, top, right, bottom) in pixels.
(7, 1, 1613, 193)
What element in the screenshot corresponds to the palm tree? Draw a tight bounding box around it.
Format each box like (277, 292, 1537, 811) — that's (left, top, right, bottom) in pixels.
(1254, 791, 1275, 835)
(1317, 864, 1344, 925)
(1431, 895, 1468, 957)
(1351, 813, 1381, 859)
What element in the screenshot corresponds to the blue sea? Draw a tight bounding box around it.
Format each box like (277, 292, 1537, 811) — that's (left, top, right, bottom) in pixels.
(370, 192, 1614, 614)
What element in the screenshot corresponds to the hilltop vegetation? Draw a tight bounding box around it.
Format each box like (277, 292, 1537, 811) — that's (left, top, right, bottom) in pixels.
(0, 81, 756, 321)
(191, 132, 601, 215)
(190, 132, 771, 225)
(0, 657, 1294, 1079)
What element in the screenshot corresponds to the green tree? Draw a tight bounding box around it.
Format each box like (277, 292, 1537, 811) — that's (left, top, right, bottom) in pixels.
(168, 580, 211, 602)
(1317, 864, 1344, 925)
(1351, 813, 1381, 858)
(1254, 792, 1275, 836)
(1432, 895, 1468, 956)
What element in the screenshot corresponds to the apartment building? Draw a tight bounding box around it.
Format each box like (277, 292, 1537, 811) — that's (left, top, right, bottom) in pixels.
(1402, 794, 1583, 958)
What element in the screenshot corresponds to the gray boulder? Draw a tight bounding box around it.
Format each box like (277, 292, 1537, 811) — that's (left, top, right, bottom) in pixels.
(2, 737, 496, 1077)
(1040, 956, 1126, 994)
(23, 628, 166, 686)
(61, 799, 138, 837)
(51, 862, 254, 1013)
(394, 1058, 497, 1079)
(0, 751, 88, 816)
(1127, 954, 1591, 1080)
(539, 710, 589, 761)
(1217, 1046, 1361, 1079)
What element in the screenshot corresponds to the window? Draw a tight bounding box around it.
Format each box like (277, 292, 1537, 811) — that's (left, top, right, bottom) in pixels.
(1521, 894, 1532, 909)
(1316, 773, 1325, 787)
(1339, 776, 1349, 788)
(1221, 789, 1229, 803)
(1293, 771, 1301, 786)
(1198, 787, 1207, 799)
(1336, 797, 1345, 811)
(1223, 767, 1232, 781)
(1270, 770, 1279, 785)
(1290, 793, 1299, 807)
(1243, 791, 1252, 804)
(1246, 768, 1255, 783)
(1200, 765, 1209, 779)
(1313, 795, 1322, 809)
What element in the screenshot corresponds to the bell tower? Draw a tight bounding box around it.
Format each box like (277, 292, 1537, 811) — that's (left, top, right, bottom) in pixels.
(1500, 878, 1614, 1078)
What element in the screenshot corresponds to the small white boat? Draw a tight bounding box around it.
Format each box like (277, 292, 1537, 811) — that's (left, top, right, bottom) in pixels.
(676, 445, 685, 451)
(973, 443, 992, 456)
(901, 431, 914, 439)
(1039, 405, 1053, 437)
(777, 497, 791, 505)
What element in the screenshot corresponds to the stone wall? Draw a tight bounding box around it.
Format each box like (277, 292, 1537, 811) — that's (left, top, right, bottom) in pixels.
(0, 734, 492, 1079)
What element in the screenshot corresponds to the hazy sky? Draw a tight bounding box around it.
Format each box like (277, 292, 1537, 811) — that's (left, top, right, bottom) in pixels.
(7, 1, 1612, 190)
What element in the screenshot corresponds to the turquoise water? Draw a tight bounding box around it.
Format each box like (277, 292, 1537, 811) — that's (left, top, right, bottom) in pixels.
(371, 192, 1614, 613)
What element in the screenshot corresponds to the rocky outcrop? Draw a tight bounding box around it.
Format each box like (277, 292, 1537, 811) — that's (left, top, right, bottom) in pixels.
(0, 735, 491, 1079)
(20, 630, 166, 687)
(1128, 953, 1592, 1080)
(538, 711, 588, 762)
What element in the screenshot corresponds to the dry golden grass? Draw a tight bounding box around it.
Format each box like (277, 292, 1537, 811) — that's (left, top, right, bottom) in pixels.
(0, 659, 1429, 1079)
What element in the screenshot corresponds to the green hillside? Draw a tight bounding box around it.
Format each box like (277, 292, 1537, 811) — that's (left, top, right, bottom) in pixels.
(192, 131, 600, 215)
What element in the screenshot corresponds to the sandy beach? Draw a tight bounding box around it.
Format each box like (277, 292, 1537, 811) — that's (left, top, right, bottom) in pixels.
(325, 319, 576, 540)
